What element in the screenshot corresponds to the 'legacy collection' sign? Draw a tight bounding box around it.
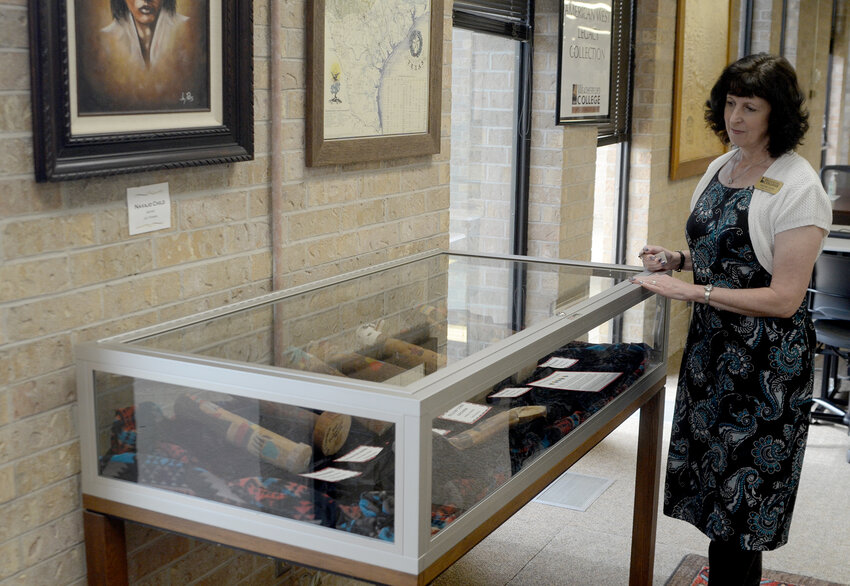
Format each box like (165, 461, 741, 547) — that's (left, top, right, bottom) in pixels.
(558, 0, 613, 120)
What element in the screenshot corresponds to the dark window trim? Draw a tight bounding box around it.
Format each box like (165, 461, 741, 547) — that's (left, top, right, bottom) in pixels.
(598, 0, 636, 145)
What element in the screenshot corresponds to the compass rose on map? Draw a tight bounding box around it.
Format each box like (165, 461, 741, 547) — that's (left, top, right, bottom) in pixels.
(406, 29, 425, 71)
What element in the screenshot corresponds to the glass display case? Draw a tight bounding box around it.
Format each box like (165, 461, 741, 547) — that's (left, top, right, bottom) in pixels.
(76, 250, 669, 584)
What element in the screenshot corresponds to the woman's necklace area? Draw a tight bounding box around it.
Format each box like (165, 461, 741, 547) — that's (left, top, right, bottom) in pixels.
(727, 150, 772, 185)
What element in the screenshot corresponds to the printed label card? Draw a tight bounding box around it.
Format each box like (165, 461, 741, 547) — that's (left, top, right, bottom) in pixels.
(334, 446, 383, 463)
(438, 402, 491, 424)
(489, 386, 532, 399)
(300, 467, 362, 482)
(538, 357, 579, 369)
(127, 182, 171, 235)
(529, 371, 623, 392)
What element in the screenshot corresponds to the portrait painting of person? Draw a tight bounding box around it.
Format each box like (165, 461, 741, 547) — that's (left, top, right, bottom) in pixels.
(74, 0, 210, 115)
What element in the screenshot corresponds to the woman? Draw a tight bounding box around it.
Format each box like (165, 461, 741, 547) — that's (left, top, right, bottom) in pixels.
(633, 53, 832, 585)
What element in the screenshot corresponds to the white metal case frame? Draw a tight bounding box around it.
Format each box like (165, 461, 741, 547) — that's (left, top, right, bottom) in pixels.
(76, 251, 669, 579)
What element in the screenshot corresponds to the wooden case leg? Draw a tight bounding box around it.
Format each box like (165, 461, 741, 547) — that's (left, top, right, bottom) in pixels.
(84, 510, 129, 586)
(629, 387, 664, 586)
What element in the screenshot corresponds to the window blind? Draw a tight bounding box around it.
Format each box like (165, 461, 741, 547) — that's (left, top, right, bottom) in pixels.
(597, 0, 634, 145)
(452, 0, 533, 41)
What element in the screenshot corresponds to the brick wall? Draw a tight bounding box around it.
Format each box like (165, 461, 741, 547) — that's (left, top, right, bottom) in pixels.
(449, 29, 517, 255)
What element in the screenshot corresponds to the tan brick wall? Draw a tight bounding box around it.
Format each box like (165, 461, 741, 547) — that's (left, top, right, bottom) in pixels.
(0, 0, 450, 583)
(449, 29, 518, 255)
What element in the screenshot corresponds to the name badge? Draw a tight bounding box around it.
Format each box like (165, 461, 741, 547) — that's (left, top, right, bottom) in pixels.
(756, 176, 783, 194)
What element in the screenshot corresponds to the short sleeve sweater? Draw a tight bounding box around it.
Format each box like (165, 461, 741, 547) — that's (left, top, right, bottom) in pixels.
(689, 150, 832, 274)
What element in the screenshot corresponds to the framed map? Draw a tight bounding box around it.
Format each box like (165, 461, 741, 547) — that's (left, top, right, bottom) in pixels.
(306, 0, 444, 166)
(669, 0, 733, 180)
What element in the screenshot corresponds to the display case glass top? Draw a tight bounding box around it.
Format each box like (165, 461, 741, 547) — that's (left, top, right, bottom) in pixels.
(78, 251, 667, 579)
(118, 252, 639, 389)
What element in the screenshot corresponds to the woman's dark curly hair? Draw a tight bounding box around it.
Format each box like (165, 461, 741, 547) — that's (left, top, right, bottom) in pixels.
(705, 53, 809, 157)
(110, 0, 177, 21)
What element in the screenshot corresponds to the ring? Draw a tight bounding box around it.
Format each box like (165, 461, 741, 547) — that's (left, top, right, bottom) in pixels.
(651, 280, 657, 285)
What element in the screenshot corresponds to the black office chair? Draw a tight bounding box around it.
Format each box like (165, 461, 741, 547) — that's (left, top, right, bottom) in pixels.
(808, 250, 850, 462)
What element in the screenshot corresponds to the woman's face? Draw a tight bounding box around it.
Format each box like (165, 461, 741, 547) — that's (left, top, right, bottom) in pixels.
(124, 0, 162, 26)
(724, 94, 771, 152)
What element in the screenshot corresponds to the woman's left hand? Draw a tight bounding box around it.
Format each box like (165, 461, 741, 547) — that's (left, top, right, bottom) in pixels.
(629, 273, 695, 301)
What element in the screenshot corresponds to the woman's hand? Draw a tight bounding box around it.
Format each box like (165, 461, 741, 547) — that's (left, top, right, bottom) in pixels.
(638, 245, 677, 272)
(629, 273, 699, 302)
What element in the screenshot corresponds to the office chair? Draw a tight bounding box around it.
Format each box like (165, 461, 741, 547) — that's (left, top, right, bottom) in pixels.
(808, 248, 850, 463)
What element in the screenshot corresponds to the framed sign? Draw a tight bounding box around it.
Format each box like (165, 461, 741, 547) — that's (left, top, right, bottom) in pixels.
(556, 0, 613, 124)
(28, 0, 253, 182)
(306, 0, 443, 166)
(669, 0, 732, 180)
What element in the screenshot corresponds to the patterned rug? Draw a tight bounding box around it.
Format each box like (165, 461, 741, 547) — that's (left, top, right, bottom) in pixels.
(665, 554, 847, 586)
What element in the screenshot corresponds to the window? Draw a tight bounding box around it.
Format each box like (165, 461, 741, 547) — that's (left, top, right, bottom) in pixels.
(450, 30, 521, 255)
(450, 1, 533, 256)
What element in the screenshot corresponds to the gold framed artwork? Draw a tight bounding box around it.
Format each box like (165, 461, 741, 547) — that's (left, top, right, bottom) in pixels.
(669, 0, 733, 180)
(306, 0, 444, 166)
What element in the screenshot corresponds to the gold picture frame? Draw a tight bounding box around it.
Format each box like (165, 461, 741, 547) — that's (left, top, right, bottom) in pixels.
(669, 0, 734, 180)
(306, 0, 443, 167)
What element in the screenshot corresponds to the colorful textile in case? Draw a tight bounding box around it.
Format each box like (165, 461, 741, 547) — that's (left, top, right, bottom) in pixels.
(109, 407, 136, 454)
(337, 490, 395, 541)
(228, 477, 338, 527)
(430, 504, 460, 533)
(100, 451, 243, 504)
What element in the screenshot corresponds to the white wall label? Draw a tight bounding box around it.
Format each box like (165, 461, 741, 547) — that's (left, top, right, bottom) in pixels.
(127, 182, 171, 235)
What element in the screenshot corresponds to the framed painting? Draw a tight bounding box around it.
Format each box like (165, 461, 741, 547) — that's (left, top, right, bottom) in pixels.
(669, 0, 733, 180)
(28, 0, 253, 182)
(306, 0, 443, 167)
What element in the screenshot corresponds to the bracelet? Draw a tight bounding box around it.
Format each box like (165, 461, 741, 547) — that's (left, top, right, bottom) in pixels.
(703, 283, 714, 305)
(674, 250, 685, 272)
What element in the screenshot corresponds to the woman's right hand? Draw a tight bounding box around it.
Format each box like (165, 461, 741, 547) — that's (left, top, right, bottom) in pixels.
(638, 245, 675, 272)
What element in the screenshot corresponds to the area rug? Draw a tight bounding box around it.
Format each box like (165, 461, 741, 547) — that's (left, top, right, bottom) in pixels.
(665, 554, 847, 586)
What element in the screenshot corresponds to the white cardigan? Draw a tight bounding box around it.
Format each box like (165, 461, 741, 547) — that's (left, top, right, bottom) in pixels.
(689, 150, 833, 274)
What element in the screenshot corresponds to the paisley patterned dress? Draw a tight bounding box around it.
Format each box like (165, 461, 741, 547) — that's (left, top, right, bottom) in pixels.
(663, 174, 815, 551)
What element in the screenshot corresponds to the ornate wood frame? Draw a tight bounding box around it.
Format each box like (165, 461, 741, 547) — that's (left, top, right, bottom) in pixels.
(28, 0, 253, 182)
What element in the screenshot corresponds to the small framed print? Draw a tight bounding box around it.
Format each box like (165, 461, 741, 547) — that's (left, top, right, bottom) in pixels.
(306, 0, 443, 166)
